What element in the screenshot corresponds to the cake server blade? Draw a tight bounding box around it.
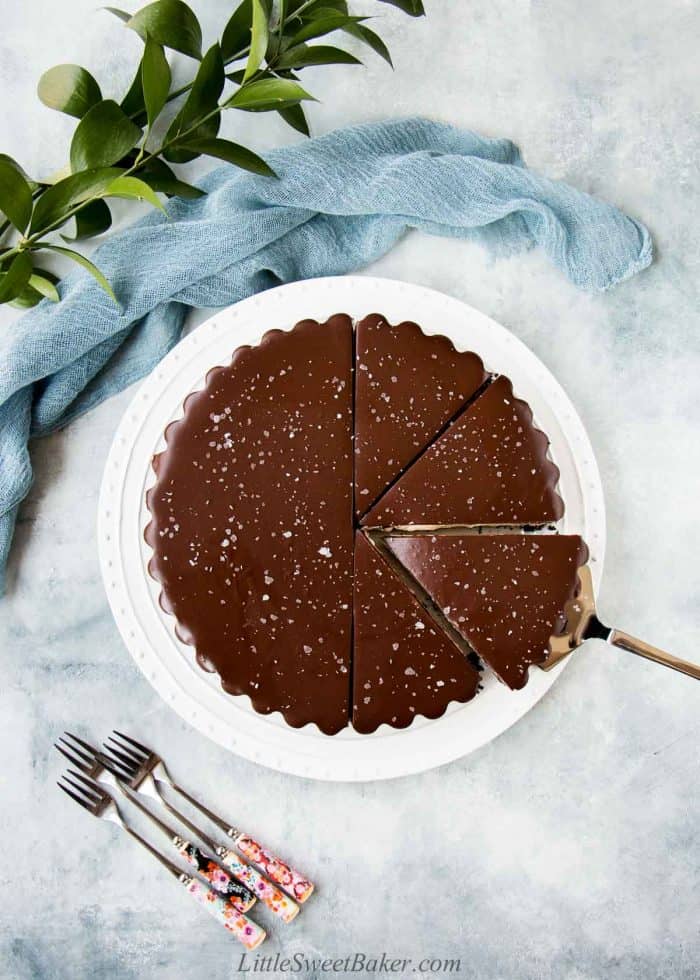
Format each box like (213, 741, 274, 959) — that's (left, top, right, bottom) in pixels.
(541, 566, 700, 680)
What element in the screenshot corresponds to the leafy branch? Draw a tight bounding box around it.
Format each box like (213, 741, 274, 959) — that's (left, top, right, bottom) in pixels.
(0, 0, 424, 308)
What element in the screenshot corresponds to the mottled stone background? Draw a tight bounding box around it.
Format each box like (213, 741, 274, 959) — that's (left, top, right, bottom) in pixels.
(1, 1, 698, 978)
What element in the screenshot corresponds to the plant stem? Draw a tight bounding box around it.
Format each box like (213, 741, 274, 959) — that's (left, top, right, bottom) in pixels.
(14, 98, 241, 252)
(128, 44, 250, 121)
(125, 0, 309, 123)
(1, 4, 321, 270)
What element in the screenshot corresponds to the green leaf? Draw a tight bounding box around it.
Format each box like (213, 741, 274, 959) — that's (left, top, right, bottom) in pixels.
(10, 284, 43, 309)
(244, 0, 269, 81)
(163, 43, 224, 163)
(343, 22, 393, 66)
(121, 64, 146, 121)
(142, 37, 171, 129)
(41, 244, 118, 303)
(103, 6, 131, 23)
(37, 64, 102, 119)
(143, 174, 205, 199)
(182, 137, 275, 176)
(288, 12, 364, 45)
(61, 199, 112, 241)
(30, 168, 124, 235)
(227, 77, 314, 110)
(0, 252, 32, 304)
(28, 272, 60, 302)
(0, 154, 40, 193)
(277, 103, 310, 135)
(376, 0, 425, 15)
(0, 157, 33, 232)
(221, 0, 252, 61)
(276, 43, 360, 68)
(126, 0, 203, 59)
(168, 43, 225, 134)
(70, 101, 142, 172)
(104, 175, 166, 213)
(5, 263, 59, 308)
(138, 159, 205, 199)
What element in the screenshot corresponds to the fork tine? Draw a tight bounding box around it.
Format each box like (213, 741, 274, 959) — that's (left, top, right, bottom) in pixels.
(61, 777, 102, 807)
(65, 769, 108, 802)
(54, 741, 91, 772)
(102, 741, 140, 772)
(55, 735, 94, 768)
(112, 730, 150, 758)
(64, 732, 99, 757)
(57, 781, 96, 813)
(97, 752, 132, 780)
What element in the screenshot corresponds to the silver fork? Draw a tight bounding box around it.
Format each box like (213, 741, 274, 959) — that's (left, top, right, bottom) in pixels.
(57, 769, 266, 949)
(55, 733, 257, 913)
(101, 731, 315, 903)
(97, 751, 299, 923)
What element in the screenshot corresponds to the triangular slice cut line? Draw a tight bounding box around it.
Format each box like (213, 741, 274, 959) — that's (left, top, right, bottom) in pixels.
(352, 533, 480, 733)
(361, 375, 564, 528)
(384, 533, 588, 691)
(353, 314, 488, 519)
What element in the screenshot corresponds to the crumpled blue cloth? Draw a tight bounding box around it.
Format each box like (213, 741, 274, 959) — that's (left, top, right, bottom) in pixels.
(0, 117, 652, 593)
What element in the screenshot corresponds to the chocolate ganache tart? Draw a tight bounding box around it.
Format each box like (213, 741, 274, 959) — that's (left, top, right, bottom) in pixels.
(146, 314, 588, 735)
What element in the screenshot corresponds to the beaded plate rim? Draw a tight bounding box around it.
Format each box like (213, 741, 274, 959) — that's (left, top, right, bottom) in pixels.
(97, 275, 606, 782)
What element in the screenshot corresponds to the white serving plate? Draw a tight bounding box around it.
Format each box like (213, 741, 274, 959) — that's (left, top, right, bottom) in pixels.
(98, 276, 606, 781)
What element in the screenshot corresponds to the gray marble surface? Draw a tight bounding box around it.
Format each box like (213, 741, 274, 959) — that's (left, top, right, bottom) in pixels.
(1, 1, 699, 978)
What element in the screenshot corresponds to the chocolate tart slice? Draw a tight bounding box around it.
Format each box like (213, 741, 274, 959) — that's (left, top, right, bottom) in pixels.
(385, 533, 588, 690)
(361, 376, 564, 528)
(354, 314, 488, 518)
(146, 315, 354, 735)
(352, 533, 480, 733)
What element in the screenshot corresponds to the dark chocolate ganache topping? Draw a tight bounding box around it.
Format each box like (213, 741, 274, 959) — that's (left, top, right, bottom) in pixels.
(146, 316, 354, 735)
(386, 533, 589, 690)
(352, 533, 480, 734)
(354, 314, 487, 518)
(362, 375, 564, 528)
(146, 313, 583, 734)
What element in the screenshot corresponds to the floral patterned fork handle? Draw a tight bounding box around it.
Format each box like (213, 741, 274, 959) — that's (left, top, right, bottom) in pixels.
(105, 774, 258, 914)
(177, 839, 256, 913)
(183, 878, 265, 949)
(57, 769, 266, 950)
(161, 780, 314, 902)
(57, 737, 259, 916)
(154, 793, 300, 923)
(100, 731, 315, 903)
(232, 833, 315, 904)
(217, 847, 299, 922)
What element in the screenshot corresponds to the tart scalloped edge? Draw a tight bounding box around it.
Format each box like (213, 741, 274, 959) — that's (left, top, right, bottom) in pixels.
(360, 372, 565, 529)
(143, 313, 576, 736)
(144, 318, 356, 736)
(354, 312, 489, 520)
(371, 527, 590, 693)
(352, 529, 484, 736)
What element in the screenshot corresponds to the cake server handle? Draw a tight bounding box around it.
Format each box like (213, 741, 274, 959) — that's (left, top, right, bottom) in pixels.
(607, 629, 700, 680)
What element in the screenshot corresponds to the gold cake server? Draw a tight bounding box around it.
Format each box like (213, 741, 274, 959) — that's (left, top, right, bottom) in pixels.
(542, 566, 700, 680)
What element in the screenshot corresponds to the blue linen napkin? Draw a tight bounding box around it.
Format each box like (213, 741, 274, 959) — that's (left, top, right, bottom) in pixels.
(0, 117, 652, 593)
